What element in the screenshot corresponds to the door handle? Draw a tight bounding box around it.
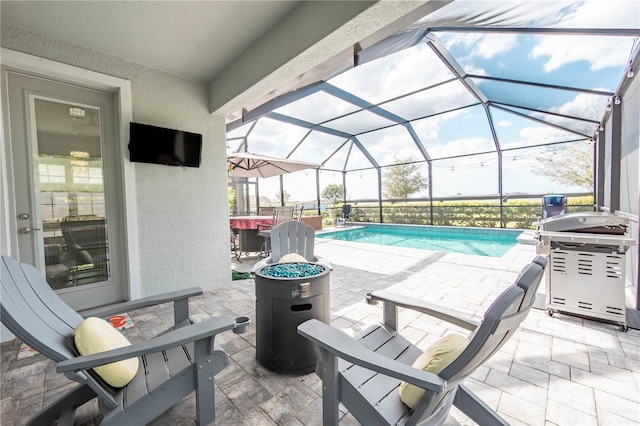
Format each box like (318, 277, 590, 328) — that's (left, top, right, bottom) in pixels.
(18, 227, 41, 234)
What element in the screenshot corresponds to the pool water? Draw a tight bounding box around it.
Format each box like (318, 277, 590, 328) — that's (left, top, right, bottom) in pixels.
(318, 224, 521, 257)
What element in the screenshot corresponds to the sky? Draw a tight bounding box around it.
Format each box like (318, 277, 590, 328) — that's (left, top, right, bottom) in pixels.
(227, 0, 639, 204)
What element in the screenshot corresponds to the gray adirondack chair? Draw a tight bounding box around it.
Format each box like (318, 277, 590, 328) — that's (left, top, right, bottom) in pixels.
(251, 220, 331, 273)
(298, 255, 547, 425)
(0, 255, 247, 425)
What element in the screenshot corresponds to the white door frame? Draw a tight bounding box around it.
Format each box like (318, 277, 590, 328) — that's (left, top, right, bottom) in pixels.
(1, 48, 141, 304)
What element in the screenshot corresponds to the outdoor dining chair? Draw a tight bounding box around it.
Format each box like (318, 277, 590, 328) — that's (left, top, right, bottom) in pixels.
(335, 204, 352, 227)
(257, 206, 295, 258)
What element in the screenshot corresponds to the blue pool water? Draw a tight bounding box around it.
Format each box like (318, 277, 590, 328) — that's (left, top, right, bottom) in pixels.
(318, 224, 521, 257)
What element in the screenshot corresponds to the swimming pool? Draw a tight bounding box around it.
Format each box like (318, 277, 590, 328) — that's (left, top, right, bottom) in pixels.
(318, 224, 521, 257)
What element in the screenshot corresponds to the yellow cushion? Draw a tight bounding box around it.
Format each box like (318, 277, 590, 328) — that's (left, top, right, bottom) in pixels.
(278, 253, 308, 263)
(74, 317, 139, 388)
(399, 334, 468, 409)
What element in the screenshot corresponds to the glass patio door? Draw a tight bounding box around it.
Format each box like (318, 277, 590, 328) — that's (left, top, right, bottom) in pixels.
(4, 69, 125, 310)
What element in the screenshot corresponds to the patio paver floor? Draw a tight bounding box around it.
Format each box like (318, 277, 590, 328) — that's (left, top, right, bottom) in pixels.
(2, 235, 639, 425)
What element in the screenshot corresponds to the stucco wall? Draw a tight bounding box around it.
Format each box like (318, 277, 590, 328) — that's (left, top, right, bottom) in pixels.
(1, 23, 232, 296)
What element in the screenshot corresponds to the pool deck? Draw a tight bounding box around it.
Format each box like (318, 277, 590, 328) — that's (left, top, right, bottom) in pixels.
(1, 234, 639, 425)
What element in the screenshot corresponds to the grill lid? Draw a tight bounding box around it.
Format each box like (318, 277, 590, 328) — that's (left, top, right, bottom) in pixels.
(537, 212, 629, 234)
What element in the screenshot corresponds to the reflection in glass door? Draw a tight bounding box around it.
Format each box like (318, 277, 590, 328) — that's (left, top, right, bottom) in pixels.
(33, 98, 111, 290)
(5, 68, 124, 310)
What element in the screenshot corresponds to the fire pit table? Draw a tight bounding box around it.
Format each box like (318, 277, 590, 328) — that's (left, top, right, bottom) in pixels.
(254, 262, 330, 374)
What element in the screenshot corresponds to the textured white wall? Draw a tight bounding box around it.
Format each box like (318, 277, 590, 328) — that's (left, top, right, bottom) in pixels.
(1, 23, 232, 296)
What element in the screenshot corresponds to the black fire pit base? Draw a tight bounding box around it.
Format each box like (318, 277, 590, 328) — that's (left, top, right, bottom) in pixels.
(254, 263, 330, 374)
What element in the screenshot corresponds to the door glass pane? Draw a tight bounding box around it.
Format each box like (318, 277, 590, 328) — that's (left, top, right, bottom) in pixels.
(34, 98, 110, 289)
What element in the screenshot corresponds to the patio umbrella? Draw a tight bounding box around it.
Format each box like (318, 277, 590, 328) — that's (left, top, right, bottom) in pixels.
(227, 152, 320, 178)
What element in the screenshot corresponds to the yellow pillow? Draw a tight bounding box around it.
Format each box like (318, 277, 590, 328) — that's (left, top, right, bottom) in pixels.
(74, 317, 139, 388)
(278, 253, 308, 263)
(399, 334, 468, 409)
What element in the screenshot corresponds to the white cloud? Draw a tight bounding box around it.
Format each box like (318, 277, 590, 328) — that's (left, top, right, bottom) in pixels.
(476, 34, 519, 59)
(522, 90, 608, 136)
(532, 35, 633, 72)
(557, 0, 640, 29)
(329, 43, 453, 104)
(463, 63, 487, 76)
(497, 120, 512, 127)
(519, 126, 562, 141)
(428, 138, 495, 159)
(443, 33, 518, 59)
(443, 33, 482, 50)
(528, 0, 637, 71)
(500, 123, 579, 151)
(548, 91, 609, 121)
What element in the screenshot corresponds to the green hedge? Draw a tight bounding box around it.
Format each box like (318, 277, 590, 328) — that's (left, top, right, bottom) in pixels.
(322, 197, 594, 229)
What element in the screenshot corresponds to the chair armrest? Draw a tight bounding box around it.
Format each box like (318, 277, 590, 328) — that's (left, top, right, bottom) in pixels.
(251, 257, 272, 274)
(57, 316, 236, 373)
(369, 289, 480, 331)
(78, 287, 204, 318)
(298, 319, 446, 392)
(314, 257, 333, 271)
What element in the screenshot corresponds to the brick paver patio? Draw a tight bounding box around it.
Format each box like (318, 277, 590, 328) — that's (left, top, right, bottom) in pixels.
(2, 234, 639, 425)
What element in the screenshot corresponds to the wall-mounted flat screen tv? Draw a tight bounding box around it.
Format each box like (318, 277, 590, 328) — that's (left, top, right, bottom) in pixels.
(129, 122, 202, 168)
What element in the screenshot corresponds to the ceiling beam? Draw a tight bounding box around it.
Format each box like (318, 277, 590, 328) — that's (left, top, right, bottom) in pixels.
(428, 27, 640, 36)
(211, 1, 452, 120)
(425, 32, 489, 104)
(467, 74, 615, 97)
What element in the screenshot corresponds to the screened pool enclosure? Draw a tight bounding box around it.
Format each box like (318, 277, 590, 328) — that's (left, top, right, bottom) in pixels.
(226, 1, 639, 224)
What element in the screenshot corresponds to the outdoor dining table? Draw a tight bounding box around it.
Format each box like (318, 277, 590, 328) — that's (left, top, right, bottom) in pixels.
(230, 215, 274, 259)
(229, 215, 274, 230)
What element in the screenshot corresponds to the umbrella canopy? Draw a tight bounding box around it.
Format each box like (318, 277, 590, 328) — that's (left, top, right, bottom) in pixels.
(227, 152, 320, 178)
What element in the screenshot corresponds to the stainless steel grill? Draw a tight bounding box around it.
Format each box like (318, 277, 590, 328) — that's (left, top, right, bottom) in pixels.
(535, 213, 635, 330)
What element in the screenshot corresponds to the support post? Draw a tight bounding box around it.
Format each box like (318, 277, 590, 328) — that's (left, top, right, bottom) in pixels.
(595, 128, 606, 210)
(609, 100, 622, 212)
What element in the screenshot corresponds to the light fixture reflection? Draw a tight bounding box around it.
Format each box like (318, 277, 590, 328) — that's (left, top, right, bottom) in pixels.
(70, 150, 90, 158)
(69, 107, 85, 119)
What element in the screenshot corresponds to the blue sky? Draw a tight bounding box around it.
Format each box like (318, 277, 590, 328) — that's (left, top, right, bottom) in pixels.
(228, 0, 639, 202)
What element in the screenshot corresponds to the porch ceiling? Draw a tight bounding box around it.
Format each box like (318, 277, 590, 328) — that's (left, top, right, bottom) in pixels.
(0, 1, 438, 117)
(0, 0, 301, 83)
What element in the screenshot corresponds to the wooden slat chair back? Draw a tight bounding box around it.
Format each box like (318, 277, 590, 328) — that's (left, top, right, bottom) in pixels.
(1, 255, 241, 425)
(298, 255, 547, 426)
(1, 256, 119, 411)
(2, 255, 84, 361)
(251, 221, 332, 274)
(413, 257, 546, 423)
(257, 206, 300, 259)
(270, 220, 316, 263)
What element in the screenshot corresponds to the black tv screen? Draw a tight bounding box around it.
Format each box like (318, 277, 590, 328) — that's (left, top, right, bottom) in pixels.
(129, 122, 202, 168)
